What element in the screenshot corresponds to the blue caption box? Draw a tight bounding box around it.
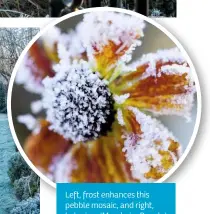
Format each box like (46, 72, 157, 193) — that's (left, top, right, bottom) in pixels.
(57, 183, 175, 214)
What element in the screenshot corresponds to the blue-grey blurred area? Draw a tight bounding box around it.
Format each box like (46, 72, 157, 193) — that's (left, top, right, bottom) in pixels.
(0, 28, 40, 213)
(0, 28, 39, 145)
(0, 114, 18, 213)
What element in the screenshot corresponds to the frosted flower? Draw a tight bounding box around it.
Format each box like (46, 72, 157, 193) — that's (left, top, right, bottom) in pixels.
(16, 12, 196, 183)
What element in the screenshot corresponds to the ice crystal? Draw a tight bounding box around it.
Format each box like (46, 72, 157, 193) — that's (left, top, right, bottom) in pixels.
(17, 114, 38, 131)
(123, 107, 181, 181)
(76, 12, 145, 61)
(131, 48, 187, 80)
(16, 54, 44, 94)
(114, 93, 130, 105)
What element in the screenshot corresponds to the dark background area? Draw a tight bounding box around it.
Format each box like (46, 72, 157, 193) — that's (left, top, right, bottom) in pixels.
(0, 0, 177, 17)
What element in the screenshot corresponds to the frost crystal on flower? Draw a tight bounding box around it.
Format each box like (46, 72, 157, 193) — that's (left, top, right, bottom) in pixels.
(16, 54, 44, 94)
(114, 93, 130, 105)
(56, 31, 85, 60)
(43, 61, 115, 143)
(17, 114, 40, 134)
(54, 151, 77, 183)
(123, 107, 181, 182)
(76, 12, 145, 63)
(117, 109, 125, 126)
(41, 26, 61, 50)
(31, 100, 43, 114)
(130, 48, 185, 78)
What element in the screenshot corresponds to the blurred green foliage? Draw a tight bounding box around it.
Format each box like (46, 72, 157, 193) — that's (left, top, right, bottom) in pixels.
(13, 172, 40, 201)
(10, 194, 40, 214)
(8, 152, 31, 184)
(7, 152, 40, 213)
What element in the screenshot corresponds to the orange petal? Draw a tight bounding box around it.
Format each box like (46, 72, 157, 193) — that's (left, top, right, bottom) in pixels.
(122, 107, 181, 182)
(42, 41, 60, 63)
(24, 120, 70, 177)
(111, 48, 195, 118)
(29, 42, 55, 79)
(54, 123, 137, 183)
(38, 26, 61, 63)
(76, 12, 145, 79)
(94, 40, 131, 78)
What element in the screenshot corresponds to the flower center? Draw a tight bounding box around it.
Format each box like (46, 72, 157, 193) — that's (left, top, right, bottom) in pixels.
(43, 62, 115, 143)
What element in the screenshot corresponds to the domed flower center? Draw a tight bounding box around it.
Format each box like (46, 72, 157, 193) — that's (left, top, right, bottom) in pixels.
(43, 62, 115, 143)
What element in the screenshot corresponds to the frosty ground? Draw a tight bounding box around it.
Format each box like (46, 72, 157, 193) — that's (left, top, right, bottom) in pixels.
(0, 114, 18, 213)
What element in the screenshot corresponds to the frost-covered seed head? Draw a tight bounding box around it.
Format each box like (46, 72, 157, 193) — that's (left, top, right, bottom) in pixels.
(43, 61, 115, 143)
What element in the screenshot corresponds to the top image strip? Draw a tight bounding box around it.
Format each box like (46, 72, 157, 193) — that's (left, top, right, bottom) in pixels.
(0, 0, 176, 18)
